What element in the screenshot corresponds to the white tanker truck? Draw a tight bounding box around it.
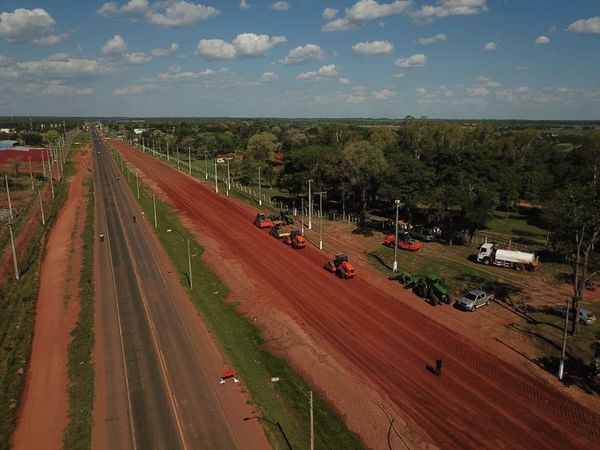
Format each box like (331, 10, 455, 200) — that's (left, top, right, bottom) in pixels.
(476, 242, 539, 272)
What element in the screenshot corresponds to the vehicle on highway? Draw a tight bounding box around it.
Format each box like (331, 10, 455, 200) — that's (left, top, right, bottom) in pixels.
(456, 290, 494, 311)
(99, 233, 104, 242)
(324, 253, 355, 279)
(382, 231, 423, 251)
(552, 305, 597, 325)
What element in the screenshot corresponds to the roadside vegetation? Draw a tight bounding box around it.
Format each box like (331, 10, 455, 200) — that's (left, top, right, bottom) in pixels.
(0, 133, 79, 449)
(111, 148, 364, 450)
(63, 175, 95, 450)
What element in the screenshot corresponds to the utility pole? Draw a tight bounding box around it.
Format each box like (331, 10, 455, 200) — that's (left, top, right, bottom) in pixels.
(204, 151, 208, 179)
(214, 159, 219, 193)
(258, 166, 262, 206)
(308, 179, 312, 230)
(38, 189, 45, 225)
(310, 390, 314, 450)
(8, 221, 19, 281)
(5, 175, 13, 221)
(28, 155, 34, 190)
(301, 198, 305, 236)
(152, 192, 158, 228)
(226, 159, 231, 196)
(136, 174, 140, 199)
(316, 191, 326, 250)
(42, 150, 47, 177)
(558, 298, 570, 380)
(176, 146, 180, 171)
(188, 147, 192, 175)
(187, 239, 193, 289)
(167, 140, 170, 162)
(393, 200, 401, 272)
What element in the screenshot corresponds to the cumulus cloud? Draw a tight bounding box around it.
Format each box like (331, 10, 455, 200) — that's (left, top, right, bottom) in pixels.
(483, 41, 496, 51)
(322, 8, 339, 19)
(339, 77, 351, 84)
(567, 17, 600, 34)
(410, 0, 488, 22)
(158, 65, 218, 81)
(102, 34, 128, 55)
(535, 35, 550, 45)
(352, 40, 393, 55)
(466, 86, 490, 96)
(261, 71, 278, 82)
(270, 1, 290, 11)
(196, 33, 286, 59)
(278, 44, 324, 65)
(0, 8, 68, 45)
(44, 82, 93, 96)
(97, 0, 219, 28)
(392, 72, 406, 78)
(0, 55, 111, 80)
(240, 0, 251, 9)
(395, 53, 427, 67)
(474, 76, 501, 88)
(418, 33, 447, 45)
(296, 64, 339, 81)
(322, 0, 411, 32)
(372, 88, 395, 100)
(113, 83, 158, 95)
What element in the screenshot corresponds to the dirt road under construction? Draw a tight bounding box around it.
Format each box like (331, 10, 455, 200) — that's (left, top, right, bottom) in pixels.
(112, 140, 600, 450)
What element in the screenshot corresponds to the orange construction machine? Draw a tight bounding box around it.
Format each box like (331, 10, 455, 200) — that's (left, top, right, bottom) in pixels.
(323, 253, 355, 279)
(254, 211, 273, 228)
(282, 230, 307, 249)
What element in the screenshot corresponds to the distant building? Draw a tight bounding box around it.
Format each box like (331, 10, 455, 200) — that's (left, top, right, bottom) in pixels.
(0, 140, 18, 149)
(0, 128, 15, 134)
(133, 128, 147, 135)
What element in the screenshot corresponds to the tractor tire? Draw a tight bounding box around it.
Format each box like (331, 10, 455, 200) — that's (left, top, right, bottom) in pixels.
(430, 294, 440, 306)
(337, 267, 345, 278)
(413, 286, 425, 298)
(443, 295, 451, 305)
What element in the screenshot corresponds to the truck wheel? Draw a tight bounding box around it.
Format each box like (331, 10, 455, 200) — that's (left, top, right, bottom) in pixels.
(515, 263, 525, 271)
(483, 258, 491, 265)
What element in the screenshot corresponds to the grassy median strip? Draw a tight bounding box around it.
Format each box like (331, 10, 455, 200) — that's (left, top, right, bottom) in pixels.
(0, 147, 77, 450)
(114, 151, 364, 450)
(63, 176, 95, 450)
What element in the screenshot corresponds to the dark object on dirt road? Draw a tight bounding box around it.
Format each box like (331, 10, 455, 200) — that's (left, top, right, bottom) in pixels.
(99, 233, 104, 242)
(435, 359, 443, 377)
(324, 253, 355, 279)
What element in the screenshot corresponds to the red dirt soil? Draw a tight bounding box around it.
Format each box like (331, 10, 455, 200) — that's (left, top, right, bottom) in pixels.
(11, 147, 91, 450)
(112, 140, 600, 450)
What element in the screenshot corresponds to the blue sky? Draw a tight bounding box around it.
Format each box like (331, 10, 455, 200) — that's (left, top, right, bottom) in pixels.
(0, 0, 599, 119)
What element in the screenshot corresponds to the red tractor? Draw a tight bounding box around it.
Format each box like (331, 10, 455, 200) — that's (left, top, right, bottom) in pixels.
(282, 230, 307, 249)
(323, 253, 355, 279)
(382, 231, 423, 252)
(254, 211, 273, 229)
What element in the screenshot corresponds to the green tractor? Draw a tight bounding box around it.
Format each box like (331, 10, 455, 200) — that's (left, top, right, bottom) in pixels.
(412, 274, 450, 306)
(270, 207, 294, 225)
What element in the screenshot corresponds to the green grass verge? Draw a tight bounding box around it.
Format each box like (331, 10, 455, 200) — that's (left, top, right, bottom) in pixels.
(63, 176, 95, 449)
(484, 209, 548, 244)
(113, 150, 364, 450)
(0, 139, 82, 450)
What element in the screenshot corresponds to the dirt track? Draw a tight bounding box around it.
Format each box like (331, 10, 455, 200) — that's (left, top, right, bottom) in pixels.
(12, 148, 90, 449)
(113, 141, 600, 450)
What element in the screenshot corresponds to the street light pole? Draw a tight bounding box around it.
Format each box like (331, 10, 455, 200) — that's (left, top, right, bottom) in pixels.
(316, 191, 326, 250)
(558, 298, 570, 380)
(188, 147, 192, 175)
(393, 200, 401, 272)
(227, 159, 231, 196)
(214, 158, 219, 193)
(8, 221, 19, 281)
(204, 151, 208, 179)
(187, 239, 193, 289)
(258, 166, 262, 206)
(136, 174, 140, 199)
(301, 198, 304, 236)
(152, 192, 158, 228)
(271, 377, 314, 450)
(38, 189, 45, 225)
(308, 179, 312, 230)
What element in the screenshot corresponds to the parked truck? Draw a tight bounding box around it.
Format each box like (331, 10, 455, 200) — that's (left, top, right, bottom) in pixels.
(476, 242, 539, 271)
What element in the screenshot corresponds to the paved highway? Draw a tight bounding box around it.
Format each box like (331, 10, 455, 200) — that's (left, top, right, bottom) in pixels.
(91, 130, 261, 450)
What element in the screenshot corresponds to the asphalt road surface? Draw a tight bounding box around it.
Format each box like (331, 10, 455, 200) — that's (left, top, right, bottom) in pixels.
(112, 138, 600, 450)
(92, 132, 248, 450)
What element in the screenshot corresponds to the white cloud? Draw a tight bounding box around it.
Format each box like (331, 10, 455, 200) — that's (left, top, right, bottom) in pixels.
(261, 71, 278, 82)
(99, 1, 219, 28)
(240, 0, 251, 10)
(158, 65, 218, 81)
(123, 52, 153, 64)
(395, 53, 427, 67)
(483, 41, 496, 51)
(392, 72, 406, 78)
(339, 77, 351, 84)
(474, 76, 500, 88)
(466, 86, 490, 96)
(270, 2, 290, 11)
(410, 0, 488, 22)
(113, 83, 158, 95)
(352, 40, 393, 55)
(0, 55, 111, 80)
(418, 33, 447, 45)
(44, 82, 93, 96)
(567, 17, 600, 34)
(97, 2, 119, 17)
(535, 35, 550, 45)
(0, 8, 68, 46)
(322, 0, 411, 32)
(372, 88, 395, 100)
(278, 44, 324, 65)
(322, 8, 339, 19)
(196, 33, 286, 59)
(296, 64, 339, 81)
(150, 43, 179, 57)
(102, 34, 128, 55)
